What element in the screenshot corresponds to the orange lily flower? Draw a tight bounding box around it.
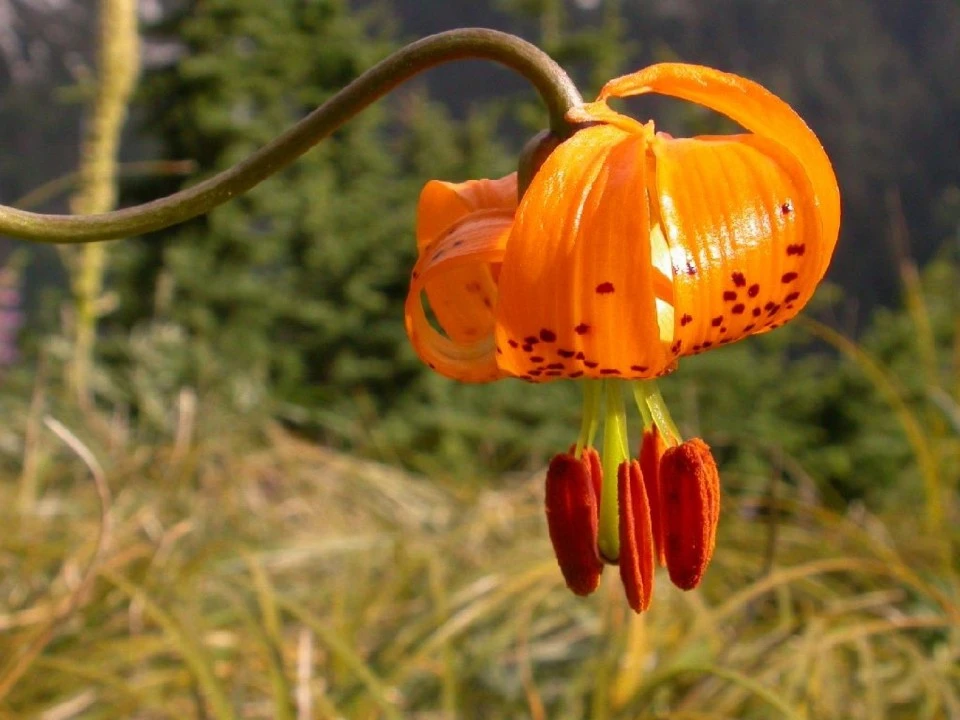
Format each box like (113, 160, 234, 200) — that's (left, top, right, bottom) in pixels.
(405, 63, 840, 612)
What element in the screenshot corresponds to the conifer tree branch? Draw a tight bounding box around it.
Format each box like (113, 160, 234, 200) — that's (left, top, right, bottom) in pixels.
(0, 28, 582, 244)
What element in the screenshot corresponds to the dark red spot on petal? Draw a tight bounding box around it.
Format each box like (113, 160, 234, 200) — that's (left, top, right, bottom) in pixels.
(680, 313, 693, 326)
(546, 362, 565, 370)
(671, 340, 682, 354)
(781, 272, 798, 284)
(748, 284, 760, 298)
(524, 336, 539, 345)
(764, 301, 776, 311)
(558, 349, 576, 358)
(545, 370, 563, 377)
(522, 345, 534, 353)
(766, 303, 782, 316)
(574, 323, 591, 335)
(686, 262, 697, 276)
(508, 339, 519, 348)
(630, 365, 649, 372)
(539, 329, 557, 342)
(568, 371, 584, 378)
(781, 201, 793, 215)
(600, 368, 622, 375)
(596, 282, 616, 294)
(723, 291, 738, 302)
(743, 323, 756, 332)
(702, 341, 713, 348)
(720, 326, 727, 333)
(711, 316, 724, 327)
(786, 243, 806, 256)
(732, 272, 747, 288)
(584, 360, 599, 369)
(575, 351, 586, 360)
(784, 291, 801, 303)
(752, 307, 762, 317)
(732, 304, 746, 315)
(530, 356, 545, 363)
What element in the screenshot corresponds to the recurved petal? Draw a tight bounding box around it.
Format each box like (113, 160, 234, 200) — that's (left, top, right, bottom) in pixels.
(596, 63, 840, 282)
(566, 101, 650, 135)
(495, 124, 673, 382)
(405, 210, 512, 382)
(415, 174, 517, 344)
(416, 174, 518, 250)
(652, 134, 822, 357)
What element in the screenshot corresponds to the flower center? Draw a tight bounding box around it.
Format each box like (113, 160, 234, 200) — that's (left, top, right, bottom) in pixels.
(573, 378, 681, 563)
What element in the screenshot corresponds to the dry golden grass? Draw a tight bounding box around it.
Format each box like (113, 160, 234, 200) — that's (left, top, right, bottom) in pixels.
(1, 402, 956, 719)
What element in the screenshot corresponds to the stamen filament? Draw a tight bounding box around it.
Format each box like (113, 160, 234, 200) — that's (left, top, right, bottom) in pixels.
(598, 380, 629, 562)
(632, 381, 681, 445)
(631, 381, 654, 428)
(575, 381, 603, 458)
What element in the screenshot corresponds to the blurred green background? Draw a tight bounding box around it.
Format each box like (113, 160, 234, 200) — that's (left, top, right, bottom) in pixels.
(0, 1, 958, 718)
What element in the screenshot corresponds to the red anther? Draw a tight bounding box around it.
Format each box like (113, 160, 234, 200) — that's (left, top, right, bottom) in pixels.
(545, 453, 603, 596)
(639, 425, 667, 566)
(566, 443, 603, 507)
(659, 439, 720, 591)
(617, 460, 655, 613)
(583, 446, 603, 508)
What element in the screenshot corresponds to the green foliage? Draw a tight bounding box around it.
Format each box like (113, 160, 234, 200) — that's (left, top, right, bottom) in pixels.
(99, 0, 628, 472)
(105, 0, 524, 457)
(88, 0, 960, 502)
(2, 4, 960, 716)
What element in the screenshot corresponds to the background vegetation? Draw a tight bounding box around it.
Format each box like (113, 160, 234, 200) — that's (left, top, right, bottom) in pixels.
(0, 0, 958, 717)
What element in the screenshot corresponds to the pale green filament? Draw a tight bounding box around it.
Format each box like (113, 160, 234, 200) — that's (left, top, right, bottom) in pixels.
(631, 380, 681, 445)
(633, 382, 654, 429)
(574, 381, 602, 458)
(598, 380, 629, 562)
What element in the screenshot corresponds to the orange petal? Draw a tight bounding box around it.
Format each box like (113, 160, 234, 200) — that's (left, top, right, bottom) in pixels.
(416, 174, 517, 249)
(651, 134, 822, 357)
(597, 63, 840, 283)
(495, 124, 672, 382)
(639, 425, 668, 566)
(660, 439, 720, 591)
(567, 101, 650, 135)
(416, 175, 517, 344)
(617, 460, 656, 613)
(545, 452, 604, 596)
(404, 210, 512, 382)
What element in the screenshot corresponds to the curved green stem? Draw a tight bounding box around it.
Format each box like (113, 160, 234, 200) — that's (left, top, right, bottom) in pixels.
(0, 28, 582, 245)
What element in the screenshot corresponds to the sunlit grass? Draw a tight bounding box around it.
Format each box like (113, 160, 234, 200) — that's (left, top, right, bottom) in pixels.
(1, 396, 956, 719)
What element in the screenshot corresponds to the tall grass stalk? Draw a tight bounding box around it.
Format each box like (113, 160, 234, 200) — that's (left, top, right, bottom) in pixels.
(66, 0, 139, 406)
